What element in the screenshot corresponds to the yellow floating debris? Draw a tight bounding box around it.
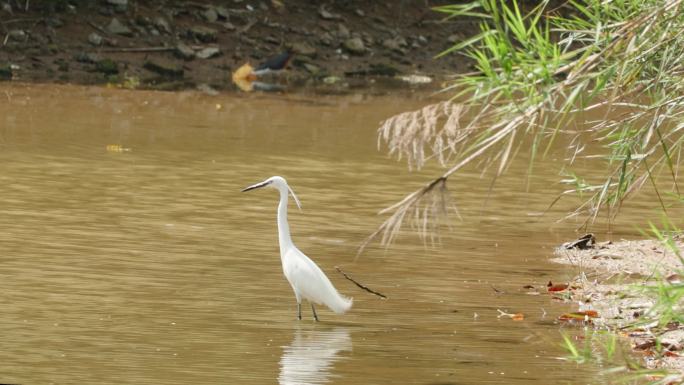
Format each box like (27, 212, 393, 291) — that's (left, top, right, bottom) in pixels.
(106, 144, 132, 153)
(232, 63, 257, 92)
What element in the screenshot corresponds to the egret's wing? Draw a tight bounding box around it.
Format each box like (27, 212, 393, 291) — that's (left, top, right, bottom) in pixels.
(283, 248, 352, 313)
(284, 249, 334, 302)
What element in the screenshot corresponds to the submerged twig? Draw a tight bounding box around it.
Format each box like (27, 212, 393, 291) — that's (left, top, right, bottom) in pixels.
(335, 266, 387, 299)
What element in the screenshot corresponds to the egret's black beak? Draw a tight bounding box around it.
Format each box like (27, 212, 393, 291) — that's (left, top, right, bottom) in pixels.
(241, 180, 270, 192)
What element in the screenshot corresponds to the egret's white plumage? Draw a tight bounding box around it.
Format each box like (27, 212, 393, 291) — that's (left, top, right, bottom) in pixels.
(242, 176, 352, 321)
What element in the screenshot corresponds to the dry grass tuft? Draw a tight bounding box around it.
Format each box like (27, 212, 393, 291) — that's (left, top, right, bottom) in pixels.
(378, 102, 471, 170)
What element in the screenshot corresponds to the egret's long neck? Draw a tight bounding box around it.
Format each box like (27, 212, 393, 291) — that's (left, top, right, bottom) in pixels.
(277, 188, 293, 254)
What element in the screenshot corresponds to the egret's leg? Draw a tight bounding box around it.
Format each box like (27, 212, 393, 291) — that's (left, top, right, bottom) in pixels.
(292, 288, 302, 321)
(311, 303, 319, 322)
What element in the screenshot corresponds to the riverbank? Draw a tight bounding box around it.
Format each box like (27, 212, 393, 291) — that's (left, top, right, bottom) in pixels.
(0, 0, 472, 92)
(554, 236, 684, 379)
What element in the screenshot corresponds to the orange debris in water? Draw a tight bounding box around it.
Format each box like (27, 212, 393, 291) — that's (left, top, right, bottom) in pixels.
(232, 63, 257, 91)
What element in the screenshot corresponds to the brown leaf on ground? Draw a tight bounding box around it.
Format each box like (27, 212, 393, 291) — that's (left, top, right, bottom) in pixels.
(558, 310, 599, 321)
(667, 274, 682, 284)
(547, 281, 569, 292)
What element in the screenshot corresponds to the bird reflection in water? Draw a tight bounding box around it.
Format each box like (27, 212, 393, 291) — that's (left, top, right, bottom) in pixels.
(231, 51, 292, 93)
(278, 328, 351, 385)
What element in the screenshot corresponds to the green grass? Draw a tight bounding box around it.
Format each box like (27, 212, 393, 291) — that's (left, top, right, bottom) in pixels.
(367, 0, 684, 250)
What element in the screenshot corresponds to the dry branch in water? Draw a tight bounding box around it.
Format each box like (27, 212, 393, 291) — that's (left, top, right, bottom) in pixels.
(335, 266, 387, 299)
(358, 176, 459, 255)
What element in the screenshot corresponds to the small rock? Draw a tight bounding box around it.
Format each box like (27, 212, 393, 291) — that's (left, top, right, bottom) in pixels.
(107, 0, 128, 12)
(46, 17, 64, 28)
(99, 6, 114, 16)
(144, 59, 184, 78)
(32, 33, 49, 45)
(75, 52, 100, 63)
(223, 22, 236, 31)
(398, 74, 433, 84)
(271, 0, 285, 12)
(88, 32, 103, 46)
(337, 23, 350, 39)
(106, 18, 133, 36)
(134, 16, 152, 27)
(96, 58, 119, 75)
(302, 63, 320, 75)
(660, 329, 684, 351)
(196, 83, 219, 96)
(369, 63, 400, 76)
(175, 43, 195, 60)
(319, 32, 333, 46)
(298, 27, 313, 37)
(188, 25, 217, 43)
(323, 76, 341, 84)
(215, 6, 230, 19)
(55, 59, 69, 72)
(201, 8, 218, 23)
(289, 42, 316, 57)
(133, 24, 148, 36)
(319, 6, 340, 20)
(8, 29, 26, 41)
(355, 9, 365, 17)
(418, 35, 428, 44)
(342, 37, 365, 55)
(195, 46, 221, 59)
(155, 17, 172, 34)
(265, 35, 279, 45)
(563, 233, 596, 250)
(447, 34, 460, 44)
(383, 36, 407, 52)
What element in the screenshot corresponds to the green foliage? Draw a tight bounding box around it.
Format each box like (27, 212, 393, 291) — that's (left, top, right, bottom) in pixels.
(370, 0, 684, 248)
(438, 0, 684, 221)
(560, 330, 620, 365)
(637, 220, 684, 328)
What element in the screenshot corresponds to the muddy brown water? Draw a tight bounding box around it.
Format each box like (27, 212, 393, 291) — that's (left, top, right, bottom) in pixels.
(0, 84, 664, 384)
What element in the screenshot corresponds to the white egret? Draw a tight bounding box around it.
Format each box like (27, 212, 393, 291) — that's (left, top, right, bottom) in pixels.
(242, 176, 353, 321)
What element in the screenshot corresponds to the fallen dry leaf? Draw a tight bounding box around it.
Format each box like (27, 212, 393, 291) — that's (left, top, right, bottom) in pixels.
(547, 283, 569, 292)
(666, 274, 682, 284)
(497, 309, 524, 321)
(558, 310, 599, 321)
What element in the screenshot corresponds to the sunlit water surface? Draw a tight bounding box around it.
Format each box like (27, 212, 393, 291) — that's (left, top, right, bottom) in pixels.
(0, 84, 665, 385)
